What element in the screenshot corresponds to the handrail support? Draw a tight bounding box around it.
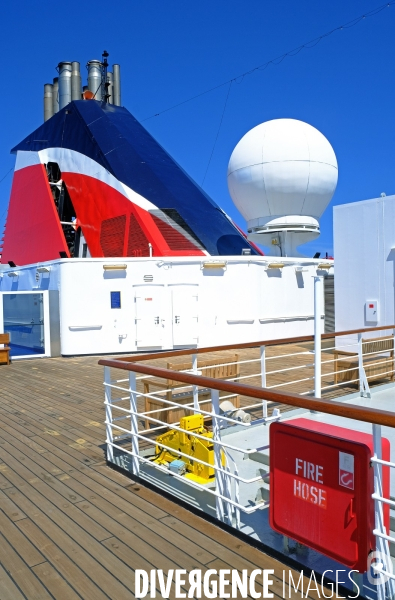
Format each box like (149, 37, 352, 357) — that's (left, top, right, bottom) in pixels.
(358, 333, 371, 398)
(314, 276, 322, 399)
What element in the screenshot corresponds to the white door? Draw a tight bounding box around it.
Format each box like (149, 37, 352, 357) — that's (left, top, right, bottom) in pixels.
(134, 285, 165, 348)
(171, 284, 199, 346)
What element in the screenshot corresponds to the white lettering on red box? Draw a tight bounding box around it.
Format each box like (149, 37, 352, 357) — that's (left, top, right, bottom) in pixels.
(293, 478, 327, 508)
(295, 458, 323, 483)
(294, 458, 326, 508)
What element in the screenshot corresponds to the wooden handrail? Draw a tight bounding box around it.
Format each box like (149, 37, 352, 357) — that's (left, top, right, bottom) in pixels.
(115, 324, 395, 363)
(98, 358, 395, 429)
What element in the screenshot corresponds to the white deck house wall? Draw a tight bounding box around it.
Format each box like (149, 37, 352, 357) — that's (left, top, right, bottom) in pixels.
(0, 257, 327, 355)
(334, 194, 395, 347)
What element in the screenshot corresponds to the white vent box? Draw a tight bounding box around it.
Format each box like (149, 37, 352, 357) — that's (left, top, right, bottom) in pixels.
(365, 300, 378, 323)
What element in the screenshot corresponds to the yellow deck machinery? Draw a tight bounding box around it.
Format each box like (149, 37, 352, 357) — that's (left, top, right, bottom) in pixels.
(153, 414, 225, 484)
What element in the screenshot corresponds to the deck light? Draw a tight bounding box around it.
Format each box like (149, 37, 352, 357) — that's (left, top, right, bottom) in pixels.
(317, 263, 332, 270)
(103, 264, 127, 271)
(267, 263, 284, 269)
(37, 266, 51, 273)
(201, 261, 227, 269)
(7, 271, 18, 277)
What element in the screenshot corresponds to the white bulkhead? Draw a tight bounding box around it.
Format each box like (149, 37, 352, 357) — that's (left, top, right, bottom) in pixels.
(0, 256, 329, 356)
(334, 194, 395, 348)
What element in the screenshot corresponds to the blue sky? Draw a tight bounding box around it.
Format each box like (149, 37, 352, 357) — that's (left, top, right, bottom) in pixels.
(0, 0, 394, 256)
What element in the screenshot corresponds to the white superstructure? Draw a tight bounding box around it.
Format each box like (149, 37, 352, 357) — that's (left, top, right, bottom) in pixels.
(0, 256, 329, 356)
(0, 117, 336, 357)
(334, 193, 395, 347)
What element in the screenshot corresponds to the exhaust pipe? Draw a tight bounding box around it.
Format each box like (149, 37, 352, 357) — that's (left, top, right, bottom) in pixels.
(44, 84, 54, 121)
(52, 77, 59, 113)
(87, 60, 102, 100)
(43, 54, 121, 117)
(58, 62, 72, 109)
(112, 64, 121, 106)
(71, 61, 82, 100)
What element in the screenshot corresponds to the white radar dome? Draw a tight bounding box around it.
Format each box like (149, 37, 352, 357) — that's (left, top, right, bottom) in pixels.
(227, 119, 338, 254)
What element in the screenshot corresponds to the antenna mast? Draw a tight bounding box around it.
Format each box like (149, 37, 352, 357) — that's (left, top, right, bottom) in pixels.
(102, 50, 110, 103)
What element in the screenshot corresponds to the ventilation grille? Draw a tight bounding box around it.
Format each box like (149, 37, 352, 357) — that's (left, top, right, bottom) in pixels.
(0, 218, 6, 254)
(161, 209, 205, 248)
(100, 215, 126, 257)
(150, 209, 204, 251)
(324, 275, 335, 333)
(127, 213, 150, 257)
(143, 275, 153, 282)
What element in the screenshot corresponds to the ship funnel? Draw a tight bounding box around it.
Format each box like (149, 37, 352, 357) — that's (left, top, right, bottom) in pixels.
(113, 64, 121, 106)
(87, 60, 102, 100)
(44, 84, 54, 121)
(58, 62, 72, 109)
(52, 77, 59, 113)
(71, 61, 81, 101)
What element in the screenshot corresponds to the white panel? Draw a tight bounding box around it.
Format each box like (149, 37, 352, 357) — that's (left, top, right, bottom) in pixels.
(0, 257, 321, 354)
(171, 284, 199, 347)
(261, 119, 310, 163)
(299, 161, 339, 218)
(134, 285, 165, 348)
(365, 300, 378, 323)
(334, 195, 395, 347)
(227, 163, 271, 220)
(263, 160, 310, 216)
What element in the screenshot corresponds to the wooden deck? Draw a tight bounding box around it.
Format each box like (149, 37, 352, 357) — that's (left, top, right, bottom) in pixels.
(0, 353, 331, 600)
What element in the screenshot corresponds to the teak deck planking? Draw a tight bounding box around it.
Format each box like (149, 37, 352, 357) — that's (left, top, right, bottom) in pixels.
(0, 344, 363, 599)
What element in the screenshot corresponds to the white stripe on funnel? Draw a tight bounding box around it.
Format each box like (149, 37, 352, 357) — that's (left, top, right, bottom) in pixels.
(14, 148, 157, 213)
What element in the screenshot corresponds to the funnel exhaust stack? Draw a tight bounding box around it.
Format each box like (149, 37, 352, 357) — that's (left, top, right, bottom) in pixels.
(58, 62, 72, 109)
(87, 60, 102, 100)
(42, 52, 121, 121)
(52, 77, 59, 113)
(71, 61, 81, 101)
(44, 84, 54, 121)
(113, 64, 121, 106)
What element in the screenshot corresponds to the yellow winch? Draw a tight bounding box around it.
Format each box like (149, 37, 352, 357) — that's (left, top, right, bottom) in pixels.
(153, 414, 224, 483)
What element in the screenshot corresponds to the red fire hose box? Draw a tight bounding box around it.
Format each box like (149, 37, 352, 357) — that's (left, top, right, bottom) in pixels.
(269, 418, 390, 572)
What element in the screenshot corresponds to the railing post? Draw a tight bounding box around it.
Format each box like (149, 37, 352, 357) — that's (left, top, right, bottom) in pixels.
(358, 333, 371, 398)
(211, 388, 227, 523)
(358, 333, 363, 396)
(372, 424, 395, 600)
(129, 372, 140, 476)
(393, 330, 395, 380)
(192, 353, 199, 413)
(314, 276, 322, 398)
(262, 402, 268, 419)
(260, 345, 268, 418)
(225, 450, 240, 529)
(104, 366, 114, 462)
(260, 345, 266, 387)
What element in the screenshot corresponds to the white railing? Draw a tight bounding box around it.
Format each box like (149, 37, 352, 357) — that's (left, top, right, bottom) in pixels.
(101, 319, 395, 599)
(371, 424, 395, 600)
(104, 368, 274, 528)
